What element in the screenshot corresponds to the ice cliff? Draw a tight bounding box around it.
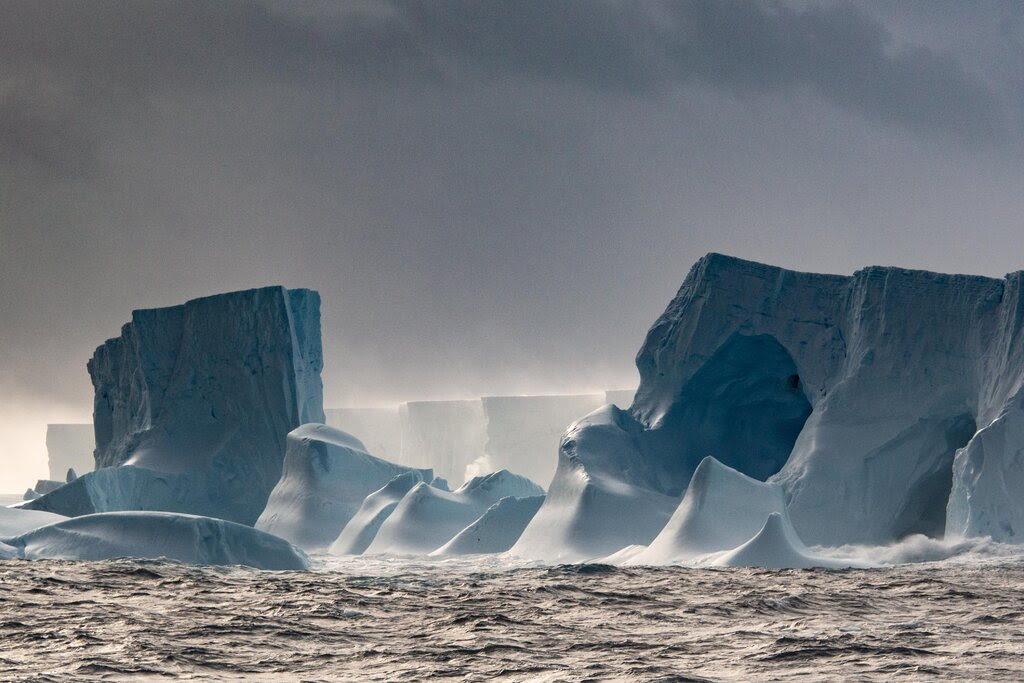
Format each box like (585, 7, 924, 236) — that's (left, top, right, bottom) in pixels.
(25, 286, 324, 525)
(516, 253, 1024, 561)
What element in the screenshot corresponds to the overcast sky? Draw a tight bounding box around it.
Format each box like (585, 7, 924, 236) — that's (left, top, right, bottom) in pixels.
(1, 0, 1022, 490)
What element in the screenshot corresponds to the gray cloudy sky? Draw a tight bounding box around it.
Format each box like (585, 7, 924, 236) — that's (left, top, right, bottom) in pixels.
(1, 0, 1022, 490)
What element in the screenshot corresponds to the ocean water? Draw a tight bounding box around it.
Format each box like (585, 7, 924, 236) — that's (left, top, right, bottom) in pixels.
(1, 555, 1023, 681)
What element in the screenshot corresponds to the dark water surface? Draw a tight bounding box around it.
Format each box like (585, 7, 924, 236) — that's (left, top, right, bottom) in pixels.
(1, 557, 1023, 681)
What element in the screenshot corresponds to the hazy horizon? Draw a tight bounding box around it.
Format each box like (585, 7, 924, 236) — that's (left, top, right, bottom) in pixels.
(3, 0, 1023, 491)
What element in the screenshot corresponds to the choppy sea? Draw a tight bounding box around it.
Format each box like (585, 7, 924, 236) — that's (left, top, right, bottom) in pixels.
(2, 553, 1023, 681)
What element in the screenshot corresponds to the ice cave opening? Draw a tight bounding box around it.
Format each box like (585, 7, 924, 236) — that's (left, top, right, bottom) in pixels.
(890, 413, 977, 540)
(649, 333, 813, 488)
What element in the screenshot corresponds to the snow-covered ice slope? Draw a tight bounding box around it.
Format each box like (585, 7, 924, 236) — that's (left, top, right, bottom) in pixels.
(324, 407, 401, 462)
(431, 494, 544, 556)
(366, 471, 543, 556)
(45, 424, 94, 480)
(518, 253, 1024, 560)
(255, 425, 431, 551)
(0, 507, 66, 538)
(399, 400, 486, 484)
(512, 405, 679, 562)
(2, 511, 308, 569)
(628, 457, 788, 565)
(480, 394, 604, 487)
(329, 471, 428, 555)
(25, 286, 324, 525)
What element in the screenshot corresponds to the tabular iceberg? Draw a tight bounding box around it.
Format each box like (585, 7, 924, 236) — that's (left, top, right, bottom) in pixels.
(480, 394, 604, 487)
(45, 424, 94, 480)
(24, 286, 324, 525)
(516, 253, 1024, 561)
(366, 470, 543, 556)
(2, 511, 308, 569)
(399, 400, 486, 484)
(255, 424, 431, 551)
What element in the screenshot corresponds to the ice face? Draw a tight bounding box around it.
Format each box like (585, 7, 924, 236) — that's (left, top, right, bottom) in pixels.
(2, 511, 308, 569)
(399, 400, 486, 484)
(45, 424, 94, 480)
(255, 424, 432, 552)
(517, 253, 1024, 561)
(26, 286, 324, 525)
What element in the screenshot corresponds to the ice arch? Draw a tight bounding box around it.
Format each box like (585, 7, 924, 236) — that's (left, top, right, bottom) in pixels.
(645, 333, 812, 487)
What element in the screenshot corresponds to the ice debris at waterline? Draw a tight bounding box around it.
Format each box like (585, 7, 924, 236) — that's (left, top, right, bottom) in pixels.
(1, 511, 308, 569)
(515, 253, 1024, 562)
(255, 424, 431, 552)
(24, 286, 325, 525)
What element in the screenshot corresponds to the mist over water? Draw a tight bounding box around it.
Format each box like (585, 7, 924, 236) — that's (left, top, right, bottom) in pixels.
(2, 555, 1024, 681)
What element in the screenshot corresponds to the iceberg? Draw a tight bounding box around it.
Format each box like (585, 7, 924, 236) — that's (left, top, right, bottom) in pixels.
(366, 470, 543, 556)
(329, 471, 427, 555)
(255, 424, 431, 551)
(430, 494, 544, 556)
(2, 511, 308, 569)
(24, 286, 324, 525)
(399, 400, 486, 484)
(512, 405, 680, 562)
(46, 423, 94, 480)
(628, 457, 788, 565)
(518, 253, 1024, 561)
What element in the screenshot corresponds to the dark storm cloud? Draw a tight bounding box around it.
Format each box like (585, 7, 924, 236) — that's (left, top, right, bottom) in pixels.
(0, 0, 1010, 178)
(1, 0, 1022, 490)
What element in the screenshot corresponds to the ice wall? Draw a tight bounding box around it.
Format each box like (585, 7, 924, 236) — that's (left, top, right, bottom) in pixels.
(518, 253, 1024, 560)
(480, 394, 604, 487)
(26, 286, 324, 525)
(45, 424, 94, 480)
(399, 400, 486, 484)
(324, 407, 401, 461)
